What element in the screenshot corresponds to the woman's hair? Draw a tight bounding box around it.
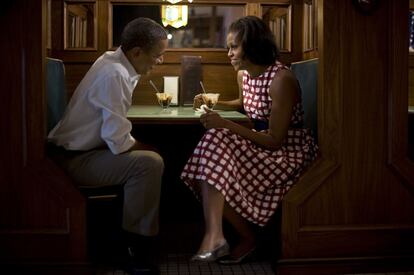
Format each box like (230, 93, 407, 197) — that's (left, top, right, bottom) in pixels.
(121, 17, 167, 52)
(228, 16, 279, 65)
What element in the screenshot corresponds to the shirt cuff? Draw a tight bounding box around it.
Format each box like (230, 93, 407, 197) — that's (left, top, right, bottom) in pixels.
(108, 135, 136, 155)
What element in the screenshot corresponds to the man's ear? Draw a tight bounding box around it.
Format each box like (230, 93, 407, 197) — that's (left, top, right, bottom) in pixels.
(130, 46, 142, 57)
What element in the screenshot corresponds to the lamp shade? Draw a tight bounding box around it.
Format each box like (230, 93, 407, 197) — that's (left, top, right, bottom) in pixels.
(165, 0, 183, 3)
(161, 5, 188, 28)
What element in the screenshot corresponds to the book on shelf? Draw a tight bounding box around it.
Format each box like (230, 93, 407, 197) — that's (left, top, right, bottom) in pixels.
(66, 4, 90, 48)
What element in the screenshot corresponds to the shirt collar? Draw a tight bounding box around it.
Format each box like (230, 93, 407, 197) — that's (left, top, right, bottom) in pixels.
(115, 47, 140, 82)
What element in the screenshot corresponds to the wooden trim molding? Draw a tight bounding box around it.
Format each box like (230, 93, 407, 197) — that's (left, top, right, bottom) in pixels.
(281, 157, 339, 258)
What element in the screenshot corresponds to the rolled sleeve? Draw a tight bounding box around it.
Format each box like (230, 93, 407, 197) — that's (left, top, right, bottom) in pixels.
(89, 72, 136, 154)
(101, 108, 136, 154)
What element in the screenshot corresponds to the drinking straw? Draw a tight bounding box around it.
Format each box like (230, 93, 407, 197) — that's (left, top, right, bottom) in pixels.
(199, 81, 207, 94)
(149, 80, 161, 93)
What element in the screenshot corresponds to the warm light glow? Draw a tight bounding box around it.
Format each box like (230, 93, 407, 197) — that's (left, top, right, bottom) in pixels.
(161, 5, 188, 28)
(163, 0, 193, 6)
(164, 0, 183, 4)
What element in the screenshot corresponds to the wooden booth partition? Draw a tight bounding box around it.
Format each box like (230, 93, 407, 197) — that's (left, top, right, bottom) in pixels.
(277, 0, 414, 274)
(0, 0, 90, 273)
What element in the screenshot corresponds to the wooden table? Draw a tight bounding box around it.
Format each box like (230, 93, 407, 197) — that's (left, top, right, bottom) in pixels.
(127, 105, 249, 125)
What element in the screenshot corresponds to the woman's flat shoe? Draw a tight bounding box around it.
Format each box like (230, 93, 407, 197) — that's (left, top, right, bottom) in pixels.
(218, 246, 256, 265)
(191, 241, 230, 262)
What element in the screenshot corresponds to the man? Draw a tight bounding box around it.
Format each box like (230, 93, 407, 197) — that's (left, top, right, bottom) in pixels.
(48, 17, 168, 274)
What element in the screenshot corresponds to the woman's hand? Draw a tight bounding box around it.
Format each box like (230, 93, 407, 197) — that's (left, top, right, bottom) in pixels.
(200, 108, 228, 129)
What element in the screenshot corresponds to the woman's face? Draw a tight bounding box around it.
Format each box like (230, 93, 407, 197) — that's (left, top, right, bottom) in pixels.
(226, 31, 246, 71)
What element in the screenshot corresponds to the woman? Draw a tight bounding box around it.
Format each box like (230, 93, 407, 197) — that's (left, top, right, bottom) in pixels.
(180, 16, 319, 264)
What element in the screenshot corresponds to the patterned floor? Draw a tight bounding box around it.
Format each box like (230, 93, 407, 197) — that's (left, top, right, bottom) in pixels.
(94, 220, 277, 275)
(90, 211, 413, 275)
(96, 259, 414, 275)
(158, 253, 275, 275)
(96, 252, 275, 275)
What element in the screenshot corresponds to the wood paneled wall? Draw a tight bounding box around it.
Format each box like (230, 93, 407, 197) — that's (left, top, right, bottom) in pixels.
(63, 60, 240, 105)
(277, 0, 414, 274)
(0, 0, 89, 269)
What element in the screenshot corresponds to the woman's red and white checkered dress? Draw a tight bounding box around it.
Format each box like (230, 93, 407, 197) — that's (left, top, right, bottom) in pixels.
(180, 63, 319, 226)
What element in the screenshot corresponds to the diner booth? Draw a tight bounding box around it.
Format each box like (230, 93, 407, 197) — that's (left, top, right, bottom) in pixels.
(1, 0, 414, 274)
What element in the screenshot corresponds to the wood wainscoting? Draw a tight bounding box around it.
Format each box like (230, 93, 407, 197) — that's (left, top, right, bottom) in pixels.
(276, 0, 414, 274)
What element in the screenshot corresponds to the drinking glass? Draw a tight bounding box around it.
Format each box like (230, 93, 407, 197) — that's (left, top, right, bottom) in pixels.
(156, 92, 173, 109)
(201, 93, 220, 109)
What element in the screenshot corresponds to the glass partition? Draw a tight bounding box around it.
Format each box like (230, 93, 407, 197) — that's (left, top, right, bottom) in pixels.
(302, 0, 317, 51)
(262, 5, 292, 52)
(111, 4, 245, 49)
(64, 2, 96, 49)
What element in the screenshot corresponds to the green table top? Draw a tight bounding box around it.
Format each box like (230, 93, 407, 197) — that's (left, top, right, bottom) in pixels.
(127, 105, 249, 124)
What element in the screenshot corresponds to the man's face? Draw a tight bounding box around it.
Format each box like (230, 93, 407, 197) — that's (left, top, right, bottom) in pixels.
(132, 39, 168, 75)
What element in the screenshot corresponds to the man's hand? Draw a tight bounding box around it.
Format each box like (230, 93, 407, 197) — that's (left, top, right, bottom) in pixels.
(130, 140, 160, 154)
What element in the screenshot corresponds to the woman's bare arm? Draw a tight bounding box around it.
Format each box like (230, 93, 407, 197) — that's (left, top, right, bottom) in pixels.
(200, 69, 299, 151)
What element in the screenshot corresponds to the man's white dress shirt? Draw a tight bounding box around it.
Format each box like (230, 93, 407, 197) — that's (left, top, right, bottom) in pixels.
(48, 47, 140, 155)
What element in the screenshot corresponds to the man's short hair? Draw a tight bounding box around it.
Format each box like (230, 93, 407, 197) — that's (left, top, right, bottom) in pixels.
(121, 17, 167, 52)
